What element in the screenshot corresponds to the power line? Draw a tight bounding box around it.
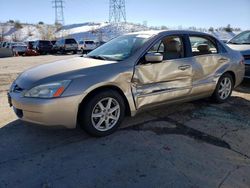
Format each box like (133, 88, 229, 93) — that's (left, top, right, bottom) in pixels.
(109, 0, 126, 23)
(52, 0, 65, 25)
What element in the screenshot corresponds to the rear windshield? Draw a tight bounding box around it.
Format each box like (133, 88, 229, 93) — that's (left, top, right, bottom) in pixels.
(39, 41, 51, 45)
(65, 39, 77, 44)
(85, 41, 94, 44)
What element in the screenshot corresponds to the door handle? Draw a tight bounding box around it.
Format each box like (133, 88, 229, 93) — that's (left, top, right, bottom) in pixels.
(218, 58, 228, 63)
(178, 65, 191, 71)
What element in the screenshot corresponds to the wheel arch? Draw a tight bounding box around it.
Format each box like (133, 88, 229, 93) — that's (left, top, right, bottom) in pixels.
(223, 71, 236, 87)
(77, 85, 132, 123)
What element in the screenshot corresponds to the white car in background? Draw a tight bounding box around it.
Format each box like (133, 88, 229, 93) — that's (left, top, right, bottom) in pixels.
(8, 42, 28, 55)
(227, 30, 250, 79)
(78, 40, 96, 53)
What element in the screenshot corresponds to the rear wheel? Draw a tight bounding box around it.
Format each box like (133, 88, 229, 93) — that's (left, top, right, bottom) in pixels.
(78, 90, 125, 137)
(212, 73, 233, 103)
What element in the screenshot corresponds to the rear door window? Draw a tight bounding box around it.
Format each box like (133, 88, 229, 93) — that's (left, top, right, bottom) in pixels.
(189, 36, 218, 56)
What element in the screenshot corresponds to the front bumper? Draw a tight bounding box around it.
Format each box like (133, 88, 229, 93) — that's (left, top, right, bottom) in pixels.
(8, 92, 83, 129)
(65, 47, 78, 51)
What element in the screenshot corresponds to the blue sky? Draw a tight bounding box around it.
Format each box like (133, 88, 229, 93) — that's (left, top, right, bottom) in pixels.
(1, 0, 250, 29)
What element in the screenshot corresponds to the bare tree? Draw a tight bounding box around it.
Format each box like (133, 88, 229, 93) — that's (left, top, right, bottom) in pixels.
(27, 25, 33, 37)
(0, 26, 6, 42)
(12, 31, 21, 42)
(38, 25, 56, 40)
(209, 27, 214, 32)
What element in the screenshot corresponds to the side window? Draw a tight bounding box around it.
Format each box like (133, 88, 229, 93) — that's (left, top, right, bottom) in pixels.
(148, 36, 184, 60)
(189, 36, 218, 56)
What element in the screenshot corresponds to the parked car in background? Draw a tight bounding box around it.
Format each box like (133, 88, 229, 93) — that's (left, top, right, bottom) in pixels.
(25, 41, 35, 49)
(8, 42, 28, 55)
(78, 40, 96, 53)
(53, 38, 78, 54)
(8, 30, 244, 137)
(95, 41, 106, 47)
(227, 30, 250, 79)
(33, 40, 53, 54)
(5, 42, 11, 48)
(50, 40, 57, 46)
(1, 42, 8, 48)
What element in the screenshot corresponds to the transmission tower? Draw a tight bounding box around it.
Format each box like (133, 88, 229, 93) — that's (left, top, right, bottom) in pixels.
(109, 0, 126, 23)
(52, 0, 65, 25)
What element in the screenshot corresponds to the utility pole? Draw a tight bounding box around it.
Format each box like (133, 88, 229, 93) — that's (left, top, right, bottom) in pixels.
(52, 0, 65, 25)
(109, 0, 126, 23)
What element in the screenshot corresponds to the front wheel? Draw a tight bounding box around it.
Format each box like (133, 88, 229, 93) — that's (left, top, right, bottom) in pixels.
(212, 73, 234, 103)
(78, 90, 125, 137)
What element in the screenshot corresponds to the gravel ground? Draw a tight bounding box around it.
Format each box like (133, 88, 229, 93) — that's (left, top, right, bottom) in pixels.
(0, 55, 250, 188)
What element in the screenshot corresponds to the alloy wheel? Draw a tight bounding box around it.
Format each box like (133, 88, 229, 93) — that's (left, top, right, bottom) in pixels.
(218, 77, 232, 100)
(91, 97, 120, 131)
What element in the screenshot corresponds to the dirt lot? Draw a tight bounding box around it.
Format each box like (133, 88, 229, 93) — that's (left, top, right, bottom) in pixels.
(0, 55, 250, 188)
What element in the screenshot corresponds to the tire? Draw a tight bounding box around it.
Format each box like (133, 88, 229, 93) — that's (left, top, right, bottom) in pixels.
(78, 90, 125, 137)
(212, 73, 234, 103)
(36, 48, 40, 54)
(61, 49, 65, 54)
(73, 50, 77, 54)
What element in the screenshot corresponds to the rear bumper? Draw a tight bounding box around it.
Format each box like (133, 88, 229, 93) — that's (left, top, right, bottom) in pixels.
(9, 92, 83, 128)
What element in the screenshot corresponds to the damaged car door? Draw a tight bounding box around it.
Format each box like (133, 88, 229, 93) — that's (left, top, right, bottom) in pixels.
(132, 35, 194, 110)
(188, 35, 230, 95)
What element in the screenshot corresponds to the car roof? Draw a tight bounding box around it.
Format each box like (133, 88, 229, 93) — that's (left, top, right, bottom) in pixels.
(127, 30, 215, 38)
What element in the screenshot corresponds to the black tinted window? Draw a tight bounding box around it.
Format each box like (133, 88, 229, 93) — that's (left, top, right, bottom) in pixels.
(65, 39, 77, 44)
(85, 41, 94, 44)
(39, 41, 51, 45)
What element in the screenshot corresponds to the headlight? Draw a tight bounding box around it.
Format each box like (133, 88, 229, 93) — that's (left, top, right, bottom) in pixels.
(24, 80, 71, 98)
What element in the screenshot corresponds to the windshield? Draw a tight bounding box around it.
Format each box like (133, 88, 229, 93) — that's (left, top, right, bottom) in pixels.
(228, 31, 250, 44)
(87, 34, 153, 61)
(12, 42, 26, 46)
(39, 41, 52, 45)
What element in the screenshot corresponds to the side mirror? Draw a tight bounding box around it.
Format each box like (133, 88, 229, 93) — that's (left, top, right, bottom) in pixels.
(145, 52, 163, 63)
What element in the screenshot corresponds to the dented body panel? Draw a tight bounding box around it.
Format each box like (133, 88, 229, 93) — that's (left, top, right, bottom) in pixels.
(132, 57, 194, 109)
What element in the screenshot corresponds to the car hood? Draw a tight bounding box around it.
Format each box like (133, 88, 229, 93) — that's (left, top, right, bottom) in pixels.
(15, 57, 117, 89)
(227, 44, 250, 55)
